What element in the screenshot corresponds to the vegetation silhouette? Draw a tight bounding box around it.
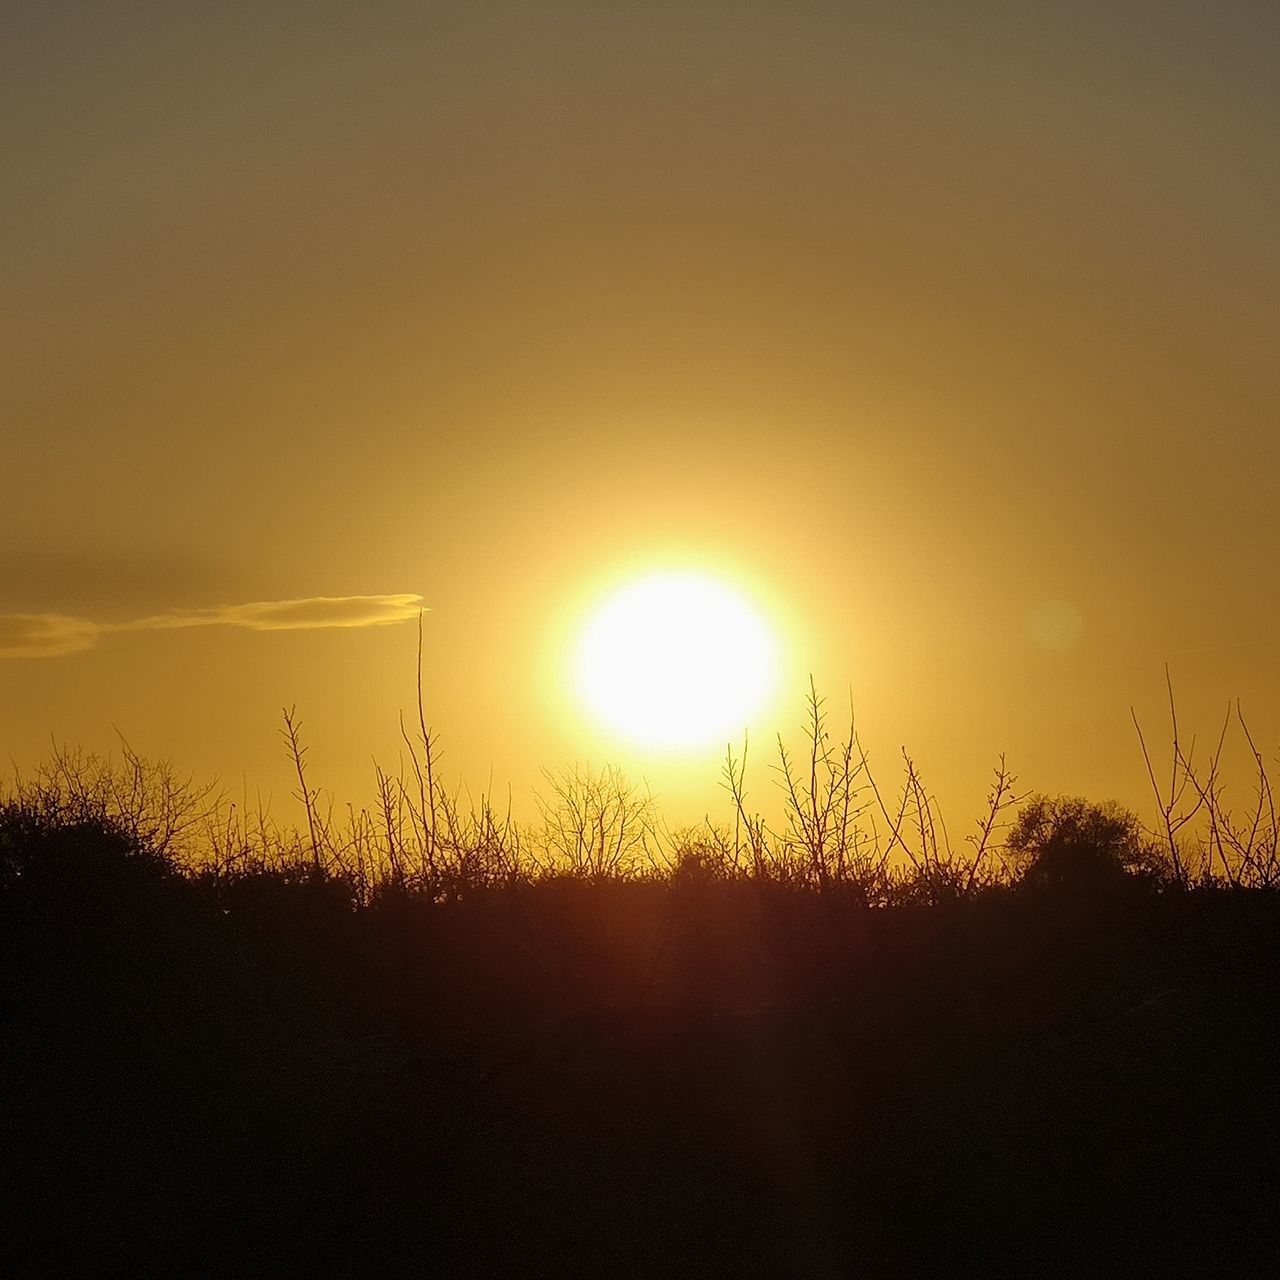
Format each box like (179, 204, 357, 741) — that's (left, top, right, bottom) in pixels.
(4, 682, 1280, 1276)
(1006, 794, 1155, 893)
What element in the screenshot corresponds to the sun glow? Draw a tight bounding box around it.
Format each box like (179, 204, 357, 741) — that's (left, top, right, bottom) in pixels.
(574, 570, 778, 749)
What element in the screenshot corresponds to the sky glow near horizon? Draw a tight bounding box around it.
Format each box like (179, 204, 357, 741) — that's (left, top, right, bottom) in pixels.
(2, 1, 1278, 823)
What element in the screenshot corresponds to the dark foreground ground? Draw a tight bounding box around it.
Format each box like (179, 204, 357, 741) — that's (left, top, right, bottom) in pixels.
(4, 823, 1279, 1277)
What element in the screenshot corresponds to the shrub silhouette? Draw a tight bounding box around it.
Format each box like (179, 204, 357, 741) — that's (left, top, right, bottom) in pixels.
(1006, 794, 1153, 892)
(6, 787, 1280, 1276)
(9, 680, 1280, 1275)
(0, 800, 180, 941)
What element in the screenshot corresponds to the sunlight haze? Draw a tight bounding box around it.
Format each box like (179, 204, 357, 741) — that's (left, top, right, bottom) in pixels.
(3, 1, 1277, 829)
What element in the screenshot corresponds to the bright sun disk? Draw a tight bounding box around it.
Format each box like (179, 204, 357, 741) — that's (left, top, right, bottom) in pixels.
(575, 571, 778, 748)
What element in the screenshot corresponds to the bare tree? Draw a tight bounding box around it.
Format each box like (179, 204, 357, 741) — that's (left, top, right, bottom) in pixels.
(534, 765, 657, 879)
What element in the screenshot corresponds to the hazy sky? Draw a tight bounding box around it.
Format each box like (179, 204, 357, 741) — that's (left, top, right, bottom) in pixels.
(4, 1, 1278, 827)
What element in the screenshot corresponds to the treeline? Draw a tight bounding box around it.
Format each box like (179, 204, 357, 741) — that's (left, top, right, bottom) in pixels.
(5, 778, 1280, 1275)
(7, 680, 1279, 904)
(4, 686, 1280, 1275)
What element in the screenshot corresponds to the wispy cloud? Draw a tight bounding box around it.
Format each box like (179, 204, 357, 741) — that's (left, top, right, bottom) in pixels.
(0, 594, 425, 659)
(0, 613, 101, 659)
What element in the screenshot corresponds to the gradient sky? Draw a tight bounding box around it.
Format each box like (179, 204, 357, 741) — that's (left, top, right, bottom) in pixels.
(4, 1, 1278, 828)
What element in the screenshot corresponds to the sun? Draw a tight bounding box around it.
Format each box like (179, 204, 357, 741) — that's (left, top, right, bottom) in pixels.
(574, 570, 779, 748)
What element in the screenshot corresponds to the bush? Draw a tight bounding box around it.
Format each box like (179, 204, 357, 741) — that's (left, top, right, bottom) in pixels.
(1006, 795, 1157, 892)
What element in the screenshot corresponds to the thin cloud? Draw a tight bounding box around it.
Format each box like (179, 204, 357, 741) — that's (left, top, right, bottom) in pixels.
(0, 594, 426, 659)
(0, 613, 100, 658)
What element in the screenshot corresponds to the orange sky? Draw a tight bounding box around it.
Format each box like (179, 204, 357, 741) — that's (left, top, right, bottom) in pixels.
(3, 2, 1278, 830)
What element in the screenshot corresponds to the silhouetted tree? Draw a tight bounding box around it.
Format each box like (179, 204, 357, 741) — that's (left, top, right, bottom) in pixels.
(1006, 794, 1154, 892)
